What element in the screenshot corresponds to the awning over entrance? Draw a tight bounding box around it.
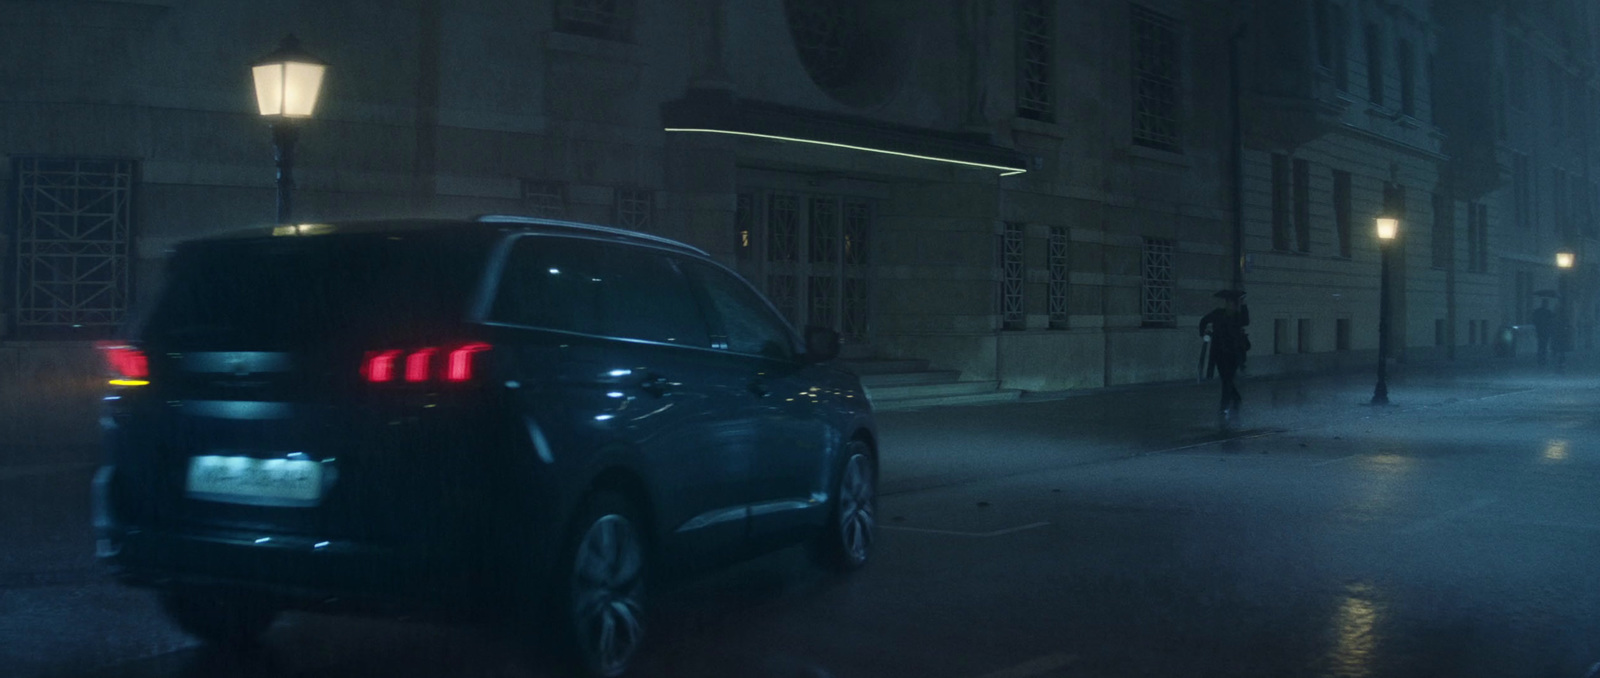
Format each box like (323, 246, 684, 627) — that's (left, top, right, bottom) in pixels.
(661, 90, 1029, 177)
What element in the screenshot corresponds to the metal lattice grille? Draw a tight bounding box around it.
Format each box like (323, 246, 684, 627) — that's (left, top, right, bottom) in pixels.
(767, 274, 799, 327)
(768, 195, 799, 263)
(555, 0, 634, 41)
(13, 157, 134, 335)
(843, 200, 870, 266)
(1048, 226, 1068, 329)
(1016, 0, 1054, 121)
(521, 181, 566, 219)
(809, 197, 838, 263)
(736, 193, 755, 264)
(843, 277, 868, 342)
(1001, 223, 1024, 330)
(784, 0, 859, 90)
(615, 188, 652, 231)
(1141, 237, 1175, 326)
(1132, 5, 1180, 151)
(808, 275, 837, 329)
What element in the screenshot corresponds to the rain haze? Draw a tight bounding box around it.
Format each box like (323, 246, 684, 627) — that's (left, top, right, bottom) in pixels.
(3, 1, 1600, 677)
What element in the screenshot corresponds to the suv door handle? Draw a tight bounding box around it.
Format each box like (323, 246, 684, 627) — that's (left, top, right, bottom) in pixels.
(748, 379, 769, 397)
(640, 375, 672, 397)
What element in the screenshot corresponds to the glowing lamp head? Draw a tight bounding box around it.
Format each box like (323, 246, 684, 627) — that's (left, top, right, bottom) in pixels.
(1375, 217, 1399, 241)
(1556, 251, 1575, 269)
(252, 35, 326, 119)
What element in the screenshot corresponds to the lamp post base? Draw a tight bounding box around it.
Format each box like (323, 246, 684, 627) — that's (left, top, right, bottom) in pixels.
(1371, 383, 1389, 405)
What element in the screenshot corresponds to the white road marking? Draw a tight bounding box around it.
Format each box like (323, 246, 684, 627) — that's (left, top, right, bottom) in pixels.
(973, 653, 1078, 678)
(881, 521, 1052, 538)
(1396, 496, 1499, 535)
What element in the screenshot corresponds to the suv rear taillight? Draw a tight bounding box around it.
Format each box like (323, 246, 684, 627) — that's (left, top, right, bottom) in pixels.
(96, 343, 150, 386)
(363, 343, 490, 384)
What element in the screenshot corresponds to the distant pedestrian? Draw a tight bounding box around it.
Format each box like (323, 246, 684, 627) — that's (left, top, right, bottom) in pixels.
(1530, 298, 1556, 365)
(1199, 290, 1251, 428)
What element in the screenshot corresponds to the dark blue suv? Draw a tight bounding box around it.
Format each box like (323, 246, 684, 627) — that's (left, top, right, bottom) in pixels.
(92, 215, 878, 677)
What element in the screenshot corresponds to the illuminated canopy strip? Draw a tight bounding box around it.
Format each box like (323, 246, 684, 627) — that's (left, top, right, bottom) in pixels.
(664, 128, 1027, 176)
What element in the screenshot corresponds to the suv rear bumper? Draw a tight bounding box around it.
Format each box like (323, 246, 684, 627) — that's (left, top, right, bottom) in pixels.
(100, 525, 500, 611)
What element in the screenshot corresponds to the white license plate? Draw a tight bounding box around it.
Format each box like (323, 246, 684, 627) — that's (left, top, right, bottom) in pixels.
(186, 455, 323, 506)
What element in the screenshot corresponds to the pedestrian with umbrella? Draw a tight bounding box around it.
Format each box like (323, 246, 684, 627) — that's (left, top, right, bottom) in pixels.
(1199, 289, 1251, 429)
(1530, 291, 1559, 366)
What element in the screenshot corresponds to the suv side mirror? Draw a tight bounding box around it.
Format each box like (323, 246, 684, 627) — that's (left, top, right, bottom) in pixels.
(803, 325, 840, 362)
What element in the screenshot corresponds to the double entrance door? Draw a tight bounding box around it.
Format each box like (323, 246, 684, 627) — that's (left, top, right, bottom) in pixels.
(734, 190, 873, 347)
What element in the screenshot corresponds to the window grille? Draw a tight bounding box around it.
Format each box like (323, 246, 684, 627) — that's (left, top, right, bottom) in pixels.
(808, 275, 837, 330)
(1016, 0, 1054, 121)
(1047, 226, 1068, 329)
(841, 199, 871, 342)
(12, 157, 135, 337)
(555, 0, 635, 42)
(767, 274, 799, 327)
(768, 194, 799, 263)
(521, 180, 566, 219)
(1001, 224, 1024, 330)
(1132, 5, 1180, 151)
(785, 0, 859, 91)
(614, 188, 653, 231)
(736, 193, 754, 263)
(809, 197, 838, 264)
(1140, 237, 1175, 327)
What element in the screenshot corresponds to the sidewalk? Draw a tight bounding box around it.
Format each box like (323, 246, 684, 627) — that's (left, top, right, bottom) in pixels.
(873, 353, 1595, 496)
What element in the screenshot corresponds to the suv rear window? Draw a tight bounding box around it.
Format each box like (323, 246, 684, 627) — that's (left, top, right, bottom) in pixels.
(140, 233, 486, 350)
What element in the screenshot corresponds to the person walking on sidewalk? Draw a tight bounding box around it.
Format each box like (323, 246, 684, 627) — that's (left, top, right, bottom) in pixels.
(1530, 298, 1556, 366)
(1199, 290, 1250, 428)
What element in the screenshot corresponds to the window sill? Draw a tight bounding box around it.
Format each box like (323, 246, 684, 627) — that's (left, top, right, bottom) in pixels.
(546, 30, 643, 63)
(1129, 144, 1189, 167)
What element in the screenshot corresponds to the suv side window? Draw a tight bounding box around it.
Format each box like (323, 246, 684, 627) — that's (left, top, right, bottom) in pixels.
(684, 262, 796, 361)
(491, 237, 602, 335)
(492, 236, 710, 347)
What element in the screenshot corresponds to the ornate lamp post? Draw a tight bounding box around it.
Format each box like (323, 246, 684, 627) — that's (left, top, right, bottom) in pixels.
(1372, 212, 1400, 405)
(1556, 250, 1575, 366)
(252, 35, 327, 224)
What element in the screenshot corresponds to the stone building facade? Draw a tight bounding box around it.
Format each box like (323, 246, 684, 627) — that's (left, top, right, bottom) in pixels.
(0, 0, 1593, 394)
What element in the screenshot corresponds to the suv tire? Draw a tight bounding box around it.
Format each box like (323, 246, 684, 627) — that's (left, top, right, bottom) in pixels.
(810, 439, 877, 572)
(554, 491, 649, 677)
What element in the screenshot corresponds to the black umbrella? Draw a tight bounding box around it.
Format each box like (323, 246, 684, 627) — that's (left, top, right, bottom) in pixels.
(1534, 289, 1560, 298)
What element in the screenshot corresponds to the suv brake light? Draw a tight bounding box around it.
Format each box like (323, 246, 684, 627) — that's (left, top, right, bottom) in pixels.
(364, 343, 490, 384)
(97, 343, 150, 386)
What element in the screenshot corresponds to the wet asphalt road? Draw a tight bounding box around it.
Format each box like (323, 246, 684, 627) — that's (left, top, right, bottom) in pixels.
(4, 364, 1600, 678)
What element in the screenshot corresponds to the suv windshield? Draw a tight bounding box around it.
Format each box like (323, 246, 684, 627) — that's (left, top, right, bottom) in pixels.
(139, 232, 485, 350)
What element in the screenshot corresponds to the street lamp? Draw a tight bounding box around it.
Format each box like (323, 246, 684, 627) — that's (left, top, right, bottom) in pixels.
(252, 35, 326, 224)
(1372, 212, 1400, 405)
(1556, 250, 1575, 366)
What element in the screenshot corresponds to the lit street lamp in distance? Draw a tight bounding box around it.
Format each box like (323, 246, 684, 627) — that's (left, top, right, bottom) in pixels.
(251, 35, 327, 224)
(1556, 249, 1575, 367)
(1372, 212, 1399, 405)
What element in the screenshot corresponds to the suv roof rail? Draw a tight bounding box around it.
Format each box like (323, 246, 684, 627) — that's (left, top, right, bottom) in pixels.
(474, 214, 709, 256)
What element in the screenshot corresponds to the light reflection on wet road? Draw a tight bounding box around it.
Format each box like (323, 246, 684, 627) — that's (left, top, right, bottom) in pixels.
(8, 367, 1600, 677)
